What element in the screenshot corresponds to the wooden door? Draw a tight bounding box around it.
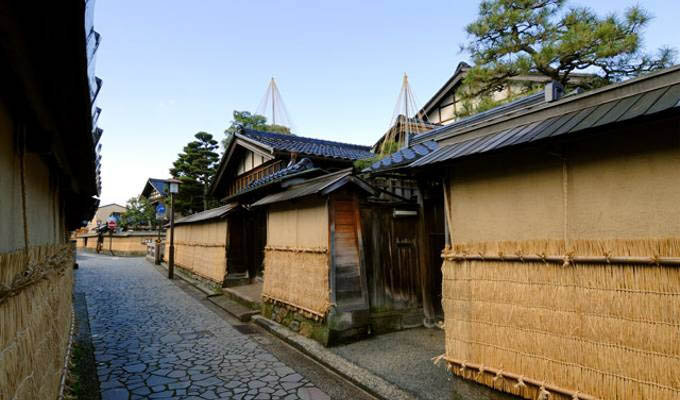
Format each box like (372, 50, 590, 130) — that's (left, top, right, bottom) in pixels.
(360, 203, 421, 311)
(330, 192, 369, 311)
(424, 190, 446, 318)
(392, 213, 421, 308)
(227, 212, 248, 277)
(245, 209, 266, 279)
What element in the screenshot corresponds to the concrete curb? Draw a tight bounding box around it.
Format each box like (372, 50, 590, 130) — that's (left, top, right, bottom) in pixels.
(252, 315, 418, 400)
(208, 295, 260, 322)
(154, 261, 219, 297)
(222, 287, 261, 310)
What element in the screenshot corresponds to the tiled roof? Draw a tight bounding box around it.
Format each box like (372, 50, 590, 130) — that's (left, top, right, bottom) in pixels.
(243, 158, 316, 193)
(149, 178, 169, 194)
(410, 67, 680, 168)
(412, 91, 546, 144)
(365, 140, 439, 172)
(142, 178, 170, 198)
(239, 129, 373, 161)
(251, 169, 375, 207)
(364, 92, 546, 173)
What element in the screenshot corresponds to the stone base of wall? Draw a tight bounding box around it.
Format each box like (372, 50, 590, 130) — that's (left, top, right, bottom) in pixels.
(262, 303, 330, 345)
(369, 308, 423, 335)
(261, 303, 381, 347)
(326, 308, 371, 346)
(162, 261, 223, 294)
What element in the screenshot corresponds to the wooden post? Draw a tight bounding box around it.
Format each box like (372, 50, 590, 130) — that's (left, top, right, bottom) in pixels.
(168, 192, 175, 279)
(416, 182, 436, 325)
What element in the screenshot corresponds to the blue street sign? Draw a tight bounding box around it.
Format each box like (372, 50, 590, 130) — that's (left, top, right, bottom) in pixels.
(156, 204, 166, 215)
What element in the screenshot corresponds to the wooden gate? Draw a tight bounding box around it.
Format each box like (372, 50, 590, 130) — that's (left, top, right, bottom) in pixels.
(329, 191, 369, 311)
(227, 209, 266, 280)
(360, 202, 421, 311)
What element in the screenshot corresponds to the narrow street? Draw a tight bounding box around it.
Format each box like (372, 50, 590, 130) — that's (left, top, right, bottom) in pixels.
(74, 253, 375, 400)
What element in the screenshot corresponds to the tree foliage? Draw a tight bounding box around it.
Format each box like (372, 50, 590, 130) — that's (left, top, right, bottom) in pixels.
(462, 0, 677, 96)
(353, 140, 400, 171)
(170, 132, 220, 215)
(121, 196, 156, 230)
(222, 110, 291, 148)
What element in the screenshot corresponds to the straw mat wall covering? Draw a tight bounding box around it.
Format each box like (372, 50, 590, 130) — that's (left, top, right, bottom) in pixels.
(262, 247, 330, 317)
(441, 238, 680, 400)
(267, 200, 328, 249)
(169, 221, 227, 283)
(77, 234, 156, 255)
(0, 244, 73, 400)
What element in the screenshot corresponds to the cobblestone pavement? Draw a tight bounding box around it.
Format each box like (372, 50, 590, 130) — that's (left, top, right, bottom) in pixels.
(75, 254, 331, 400)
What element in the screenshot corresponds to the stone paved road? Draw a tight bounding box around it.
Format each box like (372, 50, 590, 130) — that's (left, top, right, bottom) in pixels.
(75, 254, 339, 400)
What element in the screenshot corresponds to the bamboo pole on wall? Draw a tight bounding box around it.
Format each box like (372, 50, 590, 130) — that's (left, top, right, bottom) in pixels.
(435, 356, 598, 400)
(442, 253, 680, 266)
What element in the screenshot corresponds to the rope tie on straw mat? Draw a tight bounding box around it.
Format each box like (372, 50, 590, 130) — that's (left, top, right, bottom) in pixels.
(431, 354, 445, 366)
(514, 376, 527, 389)
(0, 246, 71, 305)
(492, 369, 504, 382)
(538, 383, 551, 400)
(562, 253, 572, 268)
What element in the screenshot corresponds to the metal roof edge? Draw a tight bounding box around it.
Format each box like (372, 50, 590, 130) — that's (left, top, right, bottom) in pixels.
(430, 65, 680, 146)
(174, 202, 240, 225)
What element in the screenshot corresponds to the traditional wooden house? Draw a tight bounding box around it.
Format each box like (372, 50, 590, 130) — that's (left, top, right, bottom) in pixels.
(370, 66, 680, 399)
(140, 177, 172, 207)
(84, 202, 127, 231)
(166, 129, 373, 288)
(252, 163, 443, 344)
(250, 169, 378, 344)
(419, 61, 590, 125)
(0, 2, 102, 398)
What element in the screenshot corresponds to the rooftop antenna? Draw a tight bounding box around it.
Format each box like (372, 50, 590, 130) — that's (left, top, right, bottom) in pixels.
(381, 73, 430, 153)
(256, 77, 295, 132)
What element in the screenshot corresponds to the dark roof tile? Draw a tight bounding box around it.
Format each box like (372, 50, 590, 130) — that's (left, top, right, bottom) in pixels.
(364, 140, 439, 172)
(240, 129, 373, 161)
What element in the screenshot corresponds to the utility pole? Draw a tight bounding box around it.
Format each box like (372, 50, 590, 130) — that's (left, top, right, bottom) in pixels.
(168, 191, 175, 279)
(167, 179, 181, 279)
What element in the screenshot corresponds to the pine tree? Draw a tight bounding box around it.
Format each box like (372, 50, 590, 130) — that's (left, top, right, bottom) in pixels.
(462, 0, 676, 97)
(170, 132, 220, 215)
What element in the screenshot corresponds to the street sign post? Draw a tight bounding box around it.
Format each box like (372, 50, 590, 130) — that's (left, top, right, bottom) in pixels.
(155, 203, 166, 265)
(155, 203, 166, 217)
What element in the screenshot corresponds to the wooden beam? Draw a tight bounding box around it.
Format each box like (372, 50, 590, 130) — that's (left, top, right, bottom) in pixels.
(416, 183, 436, 324)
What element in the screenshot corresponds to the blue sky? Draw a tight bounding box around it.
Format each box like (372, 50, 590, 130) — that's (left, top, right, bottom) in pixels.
(96, 0, 678, 205)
